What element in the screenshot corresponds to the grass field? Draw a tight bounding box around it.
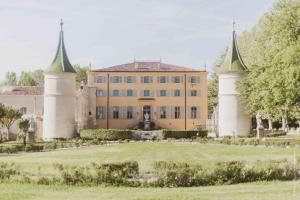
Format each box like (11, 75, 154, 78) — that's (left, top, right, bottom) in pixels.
(1, 141, 300, 199)
(1, 181, 300, 200)
(0, 141, 299, 174)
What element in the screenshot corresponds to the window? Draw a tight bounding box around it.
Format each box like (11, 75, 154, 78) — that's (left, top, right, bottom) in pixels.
(160, 90, 167, 97)
(125, 76, 135, 83)
(175, 107, 180, 119)
(127, 106, 133, 119)
(159, 76, 167, 83)
(142, 76, 152, 83)
(174, 90, 181, 96)
(113, 107, 119, 119)
(143, 90, 150, 97)
(96, 90, 105, 97)
(95, 76, 106, 83)
(96, 107, 104, 119)
(20, 107, 27, 115)
(160, 106, 167, 119)
(127, 89, 133, 97)
(111, 76, 122, 83)
(191, 107, 197, 119)
(113, 90, 120, 96)
(174, 76, 181, 83)
(191, 90, 197, 96)
(190, 76, 200, 83)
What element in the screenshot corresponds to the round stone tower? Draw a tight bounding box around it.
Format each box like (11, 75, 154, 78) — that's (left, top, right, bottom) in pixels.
(218, 24, 251, 137)
(43, 20, 77, 140)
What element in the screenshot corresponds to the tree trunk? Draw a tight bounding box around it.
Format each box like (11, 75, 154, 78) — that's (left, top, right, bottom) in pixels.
(6, 127, 10, 141)
(268, 118, 273, 130)
(281, 110, 288, 131)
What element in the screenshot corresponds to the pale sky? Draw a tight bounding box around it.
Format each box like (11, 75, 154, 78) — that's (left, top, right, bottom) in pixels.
(0, 0, 276, 80)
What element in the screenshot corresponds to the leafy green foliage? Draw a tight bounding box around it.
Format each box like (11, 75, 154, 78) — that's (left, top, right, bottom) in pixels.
(237, 0, 300, 123)
(161, 129, 208, 139)
(0, 106, 22, 140)
(74, 64, 89, 84)
(18, 119, 30, 146)
(80, 129, 133, 140)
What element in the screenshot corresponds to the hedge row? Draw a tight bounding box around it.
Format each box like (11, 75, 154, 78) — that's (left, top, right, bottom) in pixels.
(80, 129, 133, 140)
(152, 160, 299, 187)
(161, 129, 208, 139)
(1, 160, 299, 187)
(264, 131, 287, 137)
(54, 161, 139, 186)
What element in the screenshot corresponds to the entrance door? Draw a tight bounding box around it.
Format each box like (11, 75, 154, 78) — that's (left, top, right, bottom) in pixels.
(142, 105, 151, 121)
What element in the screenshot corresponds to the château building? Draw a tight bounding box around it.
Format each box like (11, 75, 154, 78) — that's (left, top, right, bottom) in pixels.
(88, 62, 208, 130)
(0, 21, 208, 140)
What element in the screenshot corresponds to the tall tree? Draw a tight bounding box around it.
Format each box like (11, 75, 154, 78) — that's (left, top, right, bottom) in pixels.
(18, 71, 37, 86)
(237, 0, 300, 129)
(207, 50, 227, 116)
(3, 72, 17, 86)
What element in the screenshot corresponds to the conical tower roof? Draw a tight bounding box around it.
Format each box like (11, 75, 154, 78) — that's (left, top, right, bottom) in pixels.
(220, 23, 247, 73)
(47, 20, 76, 73)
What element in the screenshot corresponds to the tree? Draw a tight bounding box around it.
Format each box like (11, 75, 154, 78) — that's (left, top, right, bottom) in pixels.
(18, 119, 30, 146)
(18, 71, 37, 86)
(0, 106, 22, 140)
(207, 50, 227, 116)
(237, 0, 300, 130)
(31, 70, 44, 86)
(74, 64, 89, 84)
(2, 72, 17, 86)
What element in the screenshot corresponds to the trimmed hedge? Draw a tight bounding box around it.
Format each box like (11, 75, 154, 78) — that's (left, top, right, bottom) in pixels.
(265, 131, 287, 137)
(152, 160, 300, 187)
(80, 129, 133, 140)
(161, 129, 208, 139)
(54, 161, 139, 186)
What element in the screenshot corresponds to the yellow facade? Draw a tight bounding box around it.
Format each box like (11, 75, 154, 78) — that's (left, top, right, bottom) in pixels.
(88, 64, 207, 130)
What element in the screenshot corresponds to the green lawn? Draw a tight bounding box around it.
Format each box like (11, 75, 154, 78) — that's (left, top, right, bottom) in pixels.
(1, 142, 300, 199)
(0, 141, 299, 174)
(1, 181, 300, 200)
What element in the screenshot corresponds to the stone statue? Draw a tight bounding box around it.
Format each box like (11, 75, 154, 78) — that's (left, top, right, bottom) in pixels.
(256, 111, 264, 139)
(28, 116, 35, 133)
(144, 112, 150, 122)
(256, 111, 263, 129)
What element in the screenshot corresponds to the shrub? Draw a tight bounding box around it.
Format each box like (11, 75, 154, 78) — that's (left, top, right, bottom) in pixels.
(0, 162, 19, 179)
(212, 161, 245, 184)
(92, 161, 139, 185)
(54, 161, 139, 186)
(25, 144, 44, 152)
(161, 129, 207, 139)
(264, 131, 287, 137)
(80, 129, 133, 140)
